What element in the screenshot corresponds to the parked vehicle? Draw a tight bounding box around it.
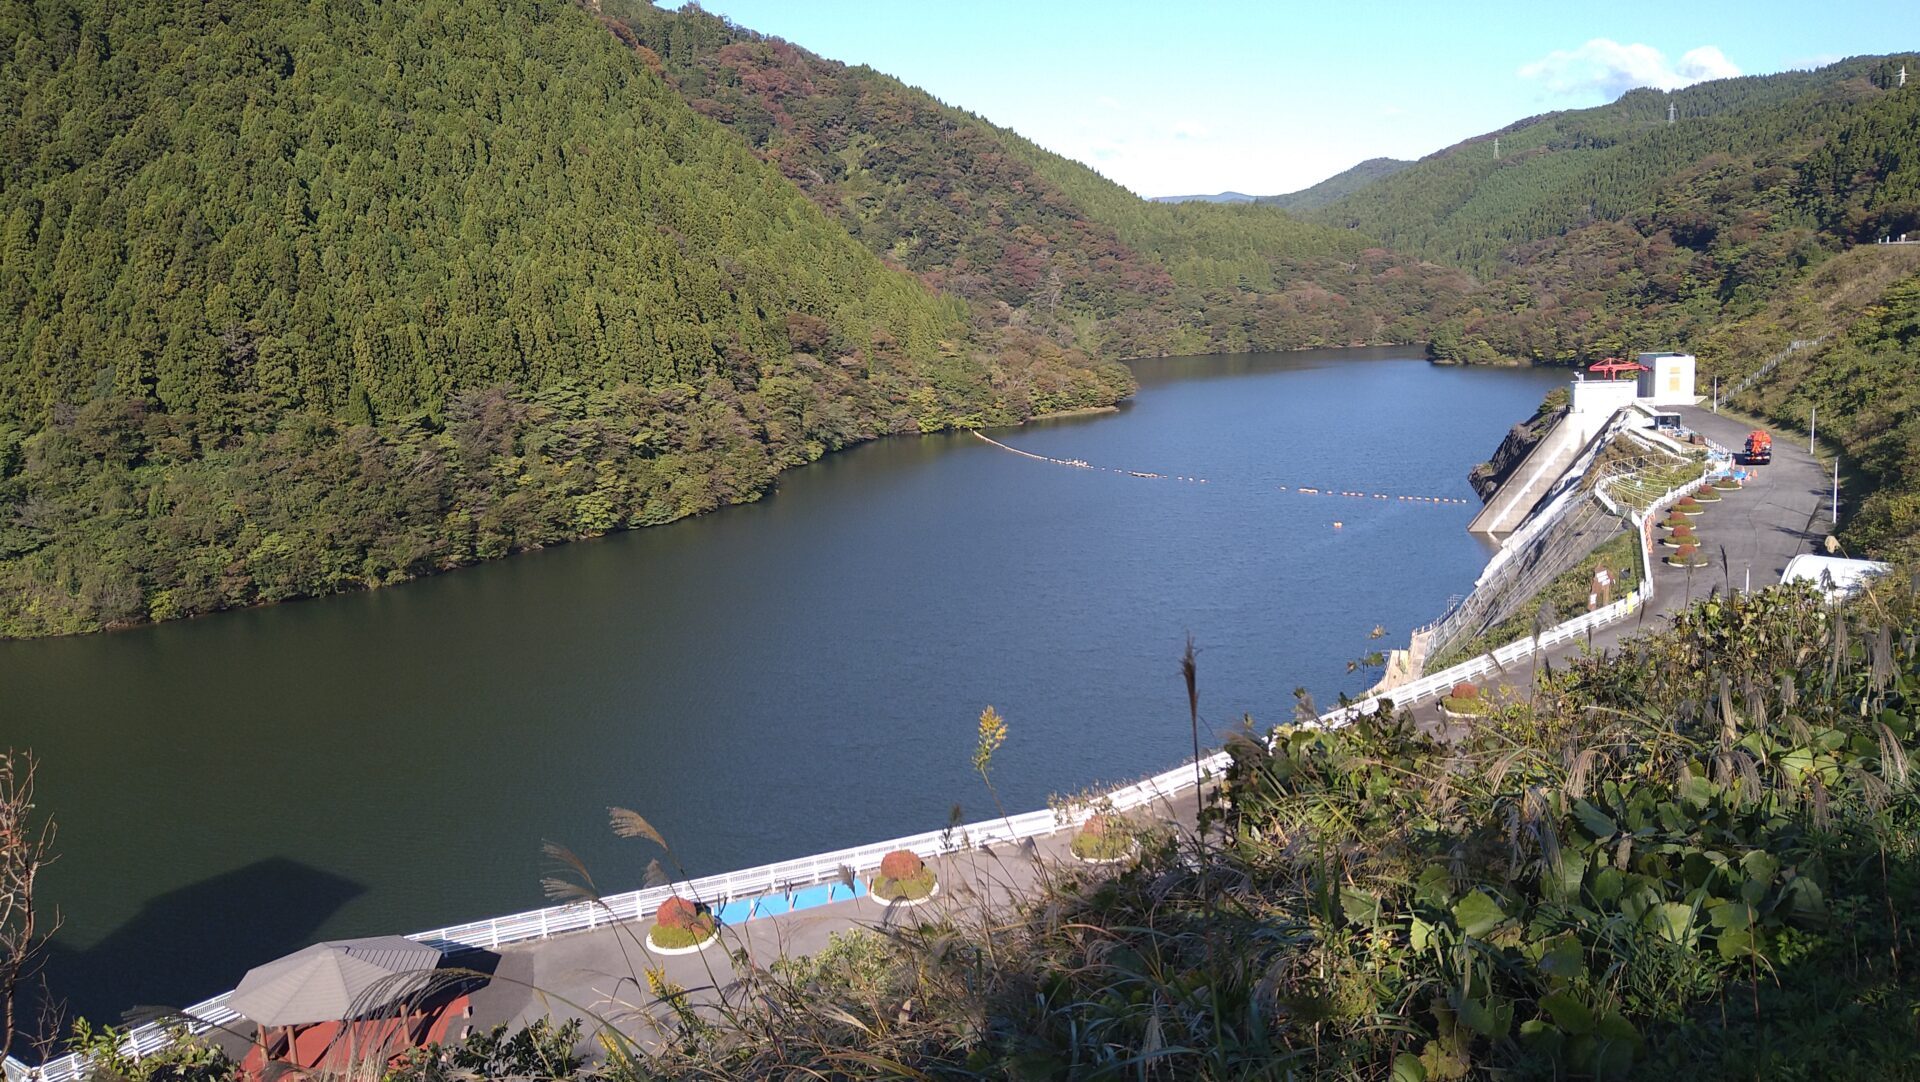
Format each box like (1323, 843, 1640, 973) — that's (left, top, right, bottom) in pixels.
(1741, 429, 1773, 465)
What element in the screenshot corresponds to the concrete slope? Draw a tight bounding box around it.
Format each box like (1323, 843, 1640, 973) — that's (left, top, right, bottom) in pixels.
(1467, 414, 1586, 536)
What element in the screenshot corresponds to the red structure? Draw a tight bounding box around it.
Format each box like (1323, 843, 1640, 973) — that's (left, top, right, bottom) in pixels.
(1587, 357, 1650, 380)
(238, 994, 474, 1079)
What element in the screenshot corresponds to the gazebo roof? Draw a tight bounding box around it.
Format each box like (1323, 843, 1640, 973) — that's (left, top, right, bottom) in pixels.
(230, 936, 444, 1027)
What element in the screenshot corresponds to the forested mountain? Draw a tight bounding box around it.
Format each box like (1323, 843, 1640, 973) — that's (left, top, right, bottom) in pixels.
(1255, 157, 1412, 213)
(1305, 56, 1919, 369)
(603, 1, 1475, 360)
(0, 0, 1131, 637)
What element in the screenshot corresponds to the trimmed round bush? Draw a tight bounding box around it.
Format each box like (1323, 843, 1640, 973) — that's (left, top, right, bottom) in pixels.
(648, 895, 717, 950)
(1662, 523, 1698, 548)
(872, 848, 937, 903)
(1441, 683, 1487, 716)
(1071, 814, 1132, 862)
(879, 849, 925, 881)
(1665, 543, 1709, 567)
(1714, 477, 1741, 489)
(1676, 496, 1701, 510)
(1692, 486, 1721, 501)
(656, 895, 700, 929)
(1664, 510, 1691, 527)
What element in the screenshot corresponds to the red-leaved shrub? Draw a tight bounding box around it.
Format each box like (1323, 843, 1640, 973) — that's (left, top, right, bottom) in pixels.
(880, 850, 924, 880)
(1675, 543, 1699, 558)
(1081, 814, 1111, 838)
(1671, 524, 1695, 537)
(1451, 682, 1479, 700)
(656, 895, 700, 930)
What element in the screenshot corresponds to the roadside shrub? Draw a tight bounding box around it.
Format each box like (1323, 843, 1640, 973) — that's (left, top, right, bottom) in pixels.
(1676, 496, 1701, 510)
(880, 849, 924, 880)
(1669, 523, 1695, 538)
(1666, 542, 1708, 567)
(1441, 682, 1487, 715)
(1071, 814, 1133, 861)
(873, 850, 938, 903)
(656, 895, 700, 930)
(648, 895, 716, 950)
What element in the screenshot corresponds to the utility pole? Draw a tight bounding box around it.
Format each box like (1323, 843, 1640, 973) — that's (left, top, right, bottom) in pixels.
(1712, 374, 1718, 413)
(1833, 456, 1840, 524)
(1810, 405, 1817, 452)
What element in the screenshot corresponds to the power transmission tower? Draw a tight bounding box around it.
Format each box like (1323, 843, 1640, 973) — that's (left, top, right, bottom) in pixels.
(1493, 137, 1500, 160)
(1667, 101, 1676, 124)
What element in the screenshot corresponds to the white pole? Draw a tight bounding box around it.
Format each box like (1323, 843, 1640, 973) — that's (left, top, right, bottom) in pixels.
(1833, 456, 1840, 524)
(1810, 405, 1816, 453)
(1713, 375, 1719, 413)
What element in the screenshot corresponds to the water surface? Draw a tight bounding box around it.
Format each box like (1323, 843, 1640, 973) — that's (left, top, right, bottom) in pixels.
(0, 347, 1561, 1021)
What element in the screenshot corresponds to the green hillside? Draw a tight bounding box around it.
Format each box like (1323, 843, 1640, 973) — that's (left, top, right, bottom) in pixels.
(1307, 57, 1919, 370)
(606, 1, 1475, 359)
(0, 0, 1130, 637)
(1306, 63, 1897, 271)
(1255, 156, 1412, 212)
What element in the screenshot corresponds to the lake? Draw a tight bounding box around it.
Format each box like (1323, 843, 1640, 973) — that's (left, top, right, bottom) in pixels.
(0, 347, 1562, 1023)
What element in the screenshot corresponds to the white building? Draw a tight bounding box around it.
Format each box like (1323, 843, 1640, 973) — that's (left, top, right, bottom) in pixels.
(1635, 352, 1697, 404)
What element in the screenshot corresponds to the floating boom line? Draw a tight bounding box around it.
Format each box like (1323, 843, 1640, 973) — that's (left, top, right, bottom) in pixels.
(969, 431, 1472, 507)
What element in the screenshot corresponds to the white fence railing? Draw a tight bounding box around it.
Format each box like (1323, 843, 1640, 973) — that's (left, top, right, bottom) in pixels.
(12, 463, 1729, 1082)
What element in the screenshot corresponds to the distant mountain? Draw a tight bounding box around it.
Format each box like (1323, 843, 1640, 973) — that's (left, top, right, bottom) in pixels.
(606, 1, 1472, 362)
(1149, 192, 1259, 204)
(1255, 158, 1413, 212)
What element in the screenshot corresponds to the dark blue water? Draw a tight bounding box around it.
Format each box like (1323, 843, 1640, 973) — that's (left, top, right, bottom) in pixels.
(0, 347, 1560, 1022)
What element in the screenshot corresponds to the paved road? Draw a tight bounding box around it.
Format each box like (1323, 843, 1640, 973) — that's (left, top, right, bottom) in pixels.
(1404, 404, 1833, 723)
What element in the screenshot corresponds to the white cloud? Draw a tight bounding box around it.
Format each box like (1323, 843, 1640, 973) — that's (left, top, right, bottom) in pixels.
(1517, 39, 1740, 99)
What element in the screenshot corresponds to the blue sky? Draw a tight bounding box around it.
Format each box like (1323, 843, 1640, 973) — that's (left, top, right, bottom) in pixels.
(674, 0, 1912, 197)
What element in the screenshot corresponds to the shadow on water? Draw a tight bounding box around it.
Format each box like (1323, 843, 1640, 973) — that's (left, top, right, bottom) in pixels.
(26, 858, 364, 1036)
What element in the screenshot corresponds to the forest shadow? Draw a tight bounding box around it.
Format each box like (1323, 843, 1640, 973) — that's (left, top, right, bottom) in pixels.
(22, 857, 365, 1045)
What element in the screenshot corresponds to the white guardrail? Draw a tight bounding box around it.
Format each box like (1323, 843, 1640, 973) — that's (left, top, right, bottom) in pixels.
(9, 470, 1724, 1082)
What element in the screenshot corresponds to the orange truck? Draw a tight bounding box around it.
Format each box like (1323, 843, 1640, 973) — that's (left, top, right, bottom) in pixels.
(1742, 429, 1773, 465)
